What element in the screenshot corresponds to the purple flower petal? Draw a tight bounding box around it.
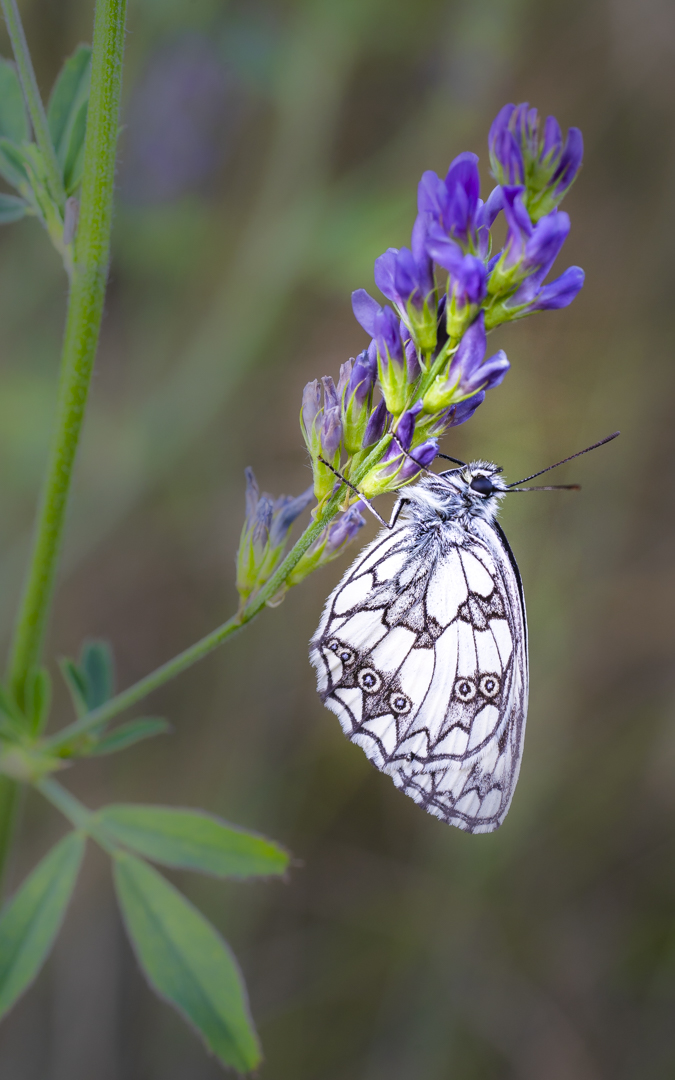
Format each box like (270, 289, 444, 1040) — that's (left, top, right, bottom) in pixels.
(417, 169, 448, 219)
(531, 265, 585, 310)
(374, 249, 400, 304)
(447, 312, 487, 385)
(301, 380, 321, 434)
(463, 349, 510, 393)
(362, 399, 389, 446)
(542, 115, 562, 160)
(399, 438, 438, 481)
(552, 127, 583, 193)
(352, 289, 381, 336)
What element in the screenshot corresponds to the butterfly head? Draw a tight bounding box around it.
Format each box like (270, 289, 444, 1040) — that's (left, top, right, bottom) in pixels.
(407, 460, 507, 524)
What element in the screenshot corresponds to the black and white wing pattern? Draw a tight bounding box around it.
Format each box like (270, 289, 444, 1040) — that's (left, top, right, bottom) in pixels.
(310, 513, 528, 834)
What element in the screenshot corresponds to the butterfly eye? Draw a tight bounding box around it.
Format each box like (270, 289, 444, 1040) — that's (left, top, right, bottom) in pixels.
(357, 668, 382, 693)
(469, 475, 495, 496)
(455, 678, 477, 702)
(479, 675, 500, 698)
(389, 691, 411, 715)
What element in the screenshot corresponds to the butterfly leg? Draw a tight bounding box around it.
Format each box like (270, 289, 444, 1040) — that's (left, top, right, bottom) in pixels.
(317, 457, 391, 528)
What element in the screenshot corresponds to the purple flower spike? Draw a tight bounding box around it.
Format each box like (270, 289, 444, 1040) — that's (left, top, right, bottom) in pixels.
(362, 399, 389, 447)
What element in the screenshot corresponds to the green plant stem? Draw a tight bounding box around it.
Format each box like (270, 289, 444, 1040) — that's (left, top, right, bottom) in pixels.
(0, 0, 128, 896)
(44, 490, 348, 752)
(0, 0, 65, 207)
(36, 777, 116, 852)
(6, 0, 128, 705)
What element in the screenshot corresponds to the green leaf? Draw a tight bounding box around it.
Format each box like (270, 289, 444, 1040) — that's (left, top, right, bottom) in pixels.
(47, 46, 91, 185)
(89, 718, 170, 756)
(24, 668, 51, 736)
(62, 99, 87, 195)
(0, 193, 27, 223)
(59, 658, 88, 718)
(98, 804, 289, 879)
(0, 59, 29, 144)
(0, 832, 85, 1018)
(113, 853, 261, 1073)
(79, 640, 114, 710)
(0, 137, 30, 192)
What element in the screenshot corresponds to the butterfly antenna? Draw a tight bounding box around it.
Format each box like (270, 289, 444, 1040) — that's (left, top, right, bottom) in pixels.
(506, 431, 620, 488)
(506, 484, 581, 492)
(317, 456, 389, 528)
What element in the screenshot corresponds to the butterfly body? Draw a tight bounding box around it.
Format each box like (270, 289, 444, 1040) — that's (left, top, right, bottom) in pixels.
(310, 463, 528, 834)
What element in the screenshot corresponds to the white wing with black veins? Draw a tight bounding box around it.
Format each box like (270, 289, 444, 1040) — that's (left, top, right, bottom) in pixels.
(309, 516, 528, 833)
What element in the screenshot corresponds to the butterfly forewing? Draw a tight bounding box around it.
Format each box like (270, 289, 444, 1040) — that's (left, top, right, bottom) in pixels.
(310, 501, 528, 834)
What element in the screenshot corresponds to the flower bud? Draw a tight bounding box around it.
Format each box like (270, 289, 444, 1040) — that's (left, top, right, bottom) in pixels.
(341, 350, 376, 454)
(236, 470, 313, 603)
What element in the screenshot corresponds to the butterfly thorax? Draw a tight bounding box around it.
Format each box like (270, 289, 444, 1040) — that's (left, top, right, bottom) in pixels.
(401, 461, 507, 528)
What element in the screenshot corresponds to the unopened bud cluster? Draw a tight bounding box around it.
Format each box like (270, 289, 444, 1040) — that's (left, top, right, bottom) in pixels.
(301, 101, 584, 509)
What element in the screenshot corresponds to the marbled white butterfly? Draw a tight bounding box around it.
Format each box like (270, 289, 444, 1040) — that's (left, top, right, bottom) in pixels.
(310, 435, 618, 834)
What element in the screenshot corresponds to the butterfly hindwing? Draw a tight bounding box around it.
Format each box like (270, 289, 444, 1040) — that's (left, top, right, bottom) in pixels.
(309, 511, 528, 834)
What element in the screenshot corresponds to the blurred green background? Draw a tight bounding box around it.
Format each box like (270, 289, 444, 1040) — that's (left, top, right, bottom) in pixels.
(0, 0, 674, 1075)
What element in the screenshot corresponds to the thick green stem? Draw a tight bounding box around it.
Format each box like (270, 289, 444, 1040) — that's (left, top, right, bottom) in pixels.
(44, 491, 347, 752)
(6, 0, 128, 704)
(0, 0, 65, 206)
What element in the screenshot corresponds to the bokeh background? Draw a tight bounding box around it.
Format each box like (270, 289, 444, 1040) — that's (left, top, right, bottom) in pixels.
(0, 0, 674, 1075)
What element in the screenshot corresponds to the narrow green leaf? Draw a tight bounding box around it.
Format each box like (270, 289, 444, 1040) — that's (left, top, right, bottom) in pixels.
(98, 805, 289, 879)
(113, 853, 261, 1073)
(0, 832, 85, 1018)
(89, 718, 170, 756)
(59, 658, 88, 718)
(47, 45, 91, 165)
(24, 668, 51, 735)
(0, 137, 30, 191)
(0, 193, 27, 223)
(0, 59, 29, 144)
(79, 640, 114, 710)
(63, 99, 87, 195)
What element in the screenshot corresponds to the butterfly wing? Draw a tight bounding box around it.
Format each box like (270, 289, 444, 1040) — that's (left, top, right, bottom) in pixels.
(309, 515, 528, 834)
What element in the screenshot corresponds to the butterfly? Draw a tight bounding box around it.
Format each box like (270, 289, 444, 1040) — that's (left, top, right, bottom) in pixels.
(310, 434, 618, 834)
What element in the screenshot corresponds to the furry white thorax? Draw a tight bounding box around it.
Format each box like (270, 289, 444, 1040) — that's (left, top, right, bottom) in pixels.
(400, 461, 507, 526)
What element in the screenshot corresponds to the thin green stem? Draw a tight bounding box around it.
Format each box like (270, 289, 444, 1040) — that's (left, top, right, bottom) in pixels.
(44, 490, 347, 752)
(6, 0, 128, 706)
(1, 0, 65, 207)
(36, 777, 116, 852)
